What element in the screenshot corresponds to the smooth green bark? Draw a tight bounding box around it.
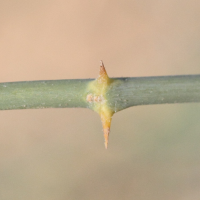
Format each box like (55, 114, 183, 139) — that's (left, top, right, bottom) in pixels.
(107, 75, 200, 112)
(0, 75, 200, 111)
(0, 79, 92, 110)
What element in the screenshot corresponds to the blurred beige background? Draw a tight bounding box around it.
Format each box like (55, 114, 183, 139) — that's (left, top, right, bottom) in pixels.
(0, 1, 200, 199)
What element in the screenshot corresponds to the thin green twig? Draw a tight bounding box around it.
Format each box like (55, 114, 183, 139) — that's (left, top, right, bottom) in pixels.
(0, 75, 200, 111)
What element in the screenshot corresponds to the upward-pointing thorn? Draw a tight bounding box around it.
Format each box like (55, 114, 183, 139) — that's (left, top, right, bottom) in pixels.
(98, 60, 108, 83)
(100, 60, 104, 67)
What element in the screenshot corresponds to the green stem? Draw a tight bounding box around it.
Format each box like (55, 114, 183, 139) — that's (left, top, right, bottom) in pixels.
(0, 75, 200, 111)
(0, 79, 92, 110)
(108, 75, 200, 112)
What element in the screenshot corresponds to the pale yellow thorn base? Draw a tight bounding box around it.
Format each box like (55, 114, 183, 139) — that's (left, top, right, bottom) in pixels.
(98, 62, 113, 149)
(86, 61, 114, 149)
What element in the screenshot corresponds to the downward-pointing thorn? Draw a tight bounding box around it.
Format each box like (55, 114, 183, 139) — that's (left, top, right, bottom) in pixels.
(103, 127, 110, 149)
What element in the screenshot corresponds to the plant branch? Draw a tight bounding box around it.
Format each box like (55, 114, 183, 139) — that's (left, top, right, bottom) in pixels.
(0, 79, 92, 110)
(107, 75, 200, 112)
(1, 64, 200, 148)
(0, 75, 200, 111)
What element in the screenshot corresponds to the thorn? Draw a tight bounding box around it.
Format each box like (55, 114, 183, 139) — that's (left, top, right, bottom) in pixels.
(101, 112, 112, 149)
(89, 61, 114, 149)
(100, 60, 104, 67)
(98, 61, 113, 149)
(104, 127, 110, 149)
(98, 60, 108, 82)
